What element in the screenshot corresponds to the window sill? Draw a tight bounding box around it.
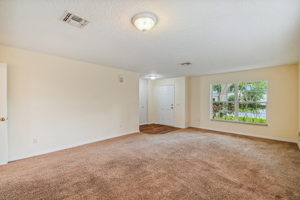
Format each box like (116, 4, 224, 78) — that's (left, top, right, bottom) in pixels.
(210, 119, 268, 126)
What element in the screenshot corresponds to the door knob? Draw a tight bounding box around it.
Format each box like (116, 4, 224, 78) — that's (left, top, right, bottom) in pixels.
(0, 117, 6, 122)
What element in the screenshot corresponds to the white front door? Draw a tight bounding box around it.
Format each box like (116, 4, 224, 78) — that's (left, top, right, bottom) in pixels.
(157, 85, 174, 126)
(0, 63, 8, 165)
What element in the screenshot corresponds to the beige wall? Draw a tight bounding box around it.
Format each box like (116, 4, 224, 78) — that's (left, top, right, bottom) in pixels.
(0, 45, 139, 161)
(299, 62, 300, 133)
(0, 43, 297, 161)
(148, 77, 188, 128)
(190, 64, 298, 141)
(298, 62, 300, 147)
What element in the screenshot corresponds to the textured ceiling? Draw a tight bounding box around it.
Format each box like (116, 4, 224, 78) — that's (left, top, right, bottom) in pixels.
(0, 0, 299, 78)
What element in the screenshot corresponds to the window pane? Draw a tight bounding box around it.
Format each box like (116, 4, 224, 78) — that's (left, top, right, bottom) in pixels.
(226, 102, 235, 113)
(227, 84, 235, 102)
(212, 102, 235, 121)
(238, 81, 267, 102)
(212, 84, 221, 102)
(238, 103, 267, 124)
(212, 102, 223, 119)
(224, 102, 235, 121)
(212, 83, 235, 102)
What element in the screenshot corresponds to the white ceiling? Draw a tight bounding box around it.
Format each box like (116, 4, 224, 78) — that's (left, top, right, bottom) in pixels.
(0, 0, 299, 78)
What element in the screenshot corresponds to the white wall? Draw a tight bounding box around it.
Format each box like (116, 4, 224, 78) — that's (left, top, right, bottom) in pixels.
(0, 45, 139, 161)
(148, 77, 188, 128)
(189, 64, 298, 142)
(139, 79, 148, 125)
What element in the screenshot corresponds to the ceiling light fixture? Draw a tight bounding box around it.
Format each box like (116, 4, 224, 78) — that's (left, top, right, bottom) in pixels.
(132, 12, 158, 31)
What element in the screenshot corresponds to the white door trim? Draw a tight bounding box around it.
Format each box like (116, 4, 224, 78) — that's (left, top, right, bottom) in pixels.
(139, 79, 148, 125)
(0, 63, 8, 165)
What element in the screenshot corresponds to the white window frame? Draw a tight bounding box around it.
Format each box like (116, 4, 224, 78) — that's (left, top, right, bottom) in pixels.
(210, 80, 268, 126)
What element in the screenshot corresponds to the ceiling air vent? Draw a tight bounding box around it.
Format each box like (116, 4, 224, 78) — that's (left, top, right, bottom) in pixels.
(60, 11, 89, 28)
(180, 62, 192, 66)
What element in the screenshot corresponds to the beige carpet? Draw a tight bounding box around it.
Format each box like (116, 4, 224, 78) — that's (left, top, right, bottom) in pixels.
(0, 128, 300, 200)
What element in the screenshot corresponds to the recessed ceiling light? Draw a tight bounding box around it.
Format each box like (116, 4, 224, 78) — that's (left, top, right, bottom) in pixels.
(132, 12, 158, 31)
(145, 74, 159, 80)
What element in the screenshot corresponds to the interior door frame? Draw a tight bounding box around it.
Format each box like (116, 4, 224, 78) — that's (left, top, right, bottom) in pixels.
(0, 63, 8, 165)
(139, 79, 148, 125)
(156, 84, 175, 126)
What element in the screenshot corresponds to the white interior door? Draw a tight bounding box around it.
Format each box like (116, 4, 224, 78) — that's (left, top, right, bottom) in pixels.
(157, 85, 174, 126)
(139, 79, 148, 125)
(0, 63, 8, 165)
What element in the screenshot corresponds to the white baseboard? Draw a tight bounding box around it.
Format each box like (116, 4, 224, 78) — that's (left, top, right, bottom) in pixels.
(146, 122, 156, 125)
(192, 126, 298, 143)
(174, 125, 187, 129)
(139, 122, 150, 125)
(0, 161, 8, 166)
(147, 122, 187, 129)
(9, 130, 139, 162)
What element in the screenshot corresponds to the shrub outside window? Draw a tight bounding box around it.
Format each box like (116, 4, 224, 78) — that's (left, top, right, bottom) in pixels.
(211, 81, 267, 125)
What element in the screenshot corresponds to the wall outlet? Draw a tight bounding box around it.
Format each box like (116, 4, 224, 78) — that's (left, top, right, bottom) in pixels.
(33, 138, 38, 144)
(118, 75, 124, 83)
(119, 122, 123, 128)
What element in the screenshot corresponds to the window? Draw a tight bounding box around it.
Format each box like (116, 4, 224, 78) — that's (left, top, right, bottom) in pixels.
(211, 81, 267, 125)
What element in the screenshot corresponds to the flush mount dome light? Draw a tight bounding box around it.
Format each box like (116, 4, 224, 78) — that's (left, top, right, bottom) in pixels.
(132, 12, 158, 31)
